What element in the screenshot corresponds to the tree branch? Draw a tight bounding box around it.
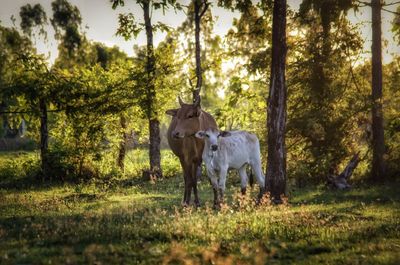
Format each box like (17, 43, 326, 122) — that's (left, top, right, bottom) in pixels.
(0, 109, 64, 115)
(188, 76, 194, 89)
(383, 1, 400, 7)
(199, 0, 210, 18)
(355, 0, 371, 7)
(382, 7, 400, 15)
(356, 0, 400, 10)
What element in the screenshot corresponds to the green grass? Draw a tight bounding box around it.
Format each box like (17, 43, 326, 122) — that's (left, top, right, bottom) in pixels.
(0, 152, 399, 264)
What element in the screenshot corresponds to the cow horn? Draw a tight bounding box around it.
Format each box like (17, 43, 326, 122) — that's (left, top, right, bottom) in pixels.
(178, 96, 184, 106)
(194, 95, 201, 107)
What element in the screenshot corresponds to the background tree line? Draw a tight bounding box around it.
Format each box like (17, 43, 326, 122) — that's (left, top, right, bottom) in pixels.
(0, 0, 399, 189)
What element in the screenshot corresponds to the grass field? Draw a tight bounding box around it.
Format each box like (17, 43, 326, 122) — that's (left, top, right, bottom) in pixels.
(0, 151, 400, 264)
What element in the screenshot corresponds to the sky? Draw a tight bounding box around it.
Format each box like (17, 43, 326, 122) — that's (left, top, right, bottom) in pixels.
(0, 0, 399, 65)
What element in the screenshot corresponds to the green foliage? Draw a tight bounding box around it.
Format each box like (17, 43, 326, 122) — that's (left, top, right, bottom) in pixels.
(1, 0, 399, 186)
(171, 1, 226, 109)
(129, 32, 183, 120)
(114, 1, 181, 40)
(19, 3, 47, 38)
(116, 13, 143, 40)
(216, 3, 272, 153)
(384, 56, 400, 177)
(111, 148, 181, 178)
(111, 0, 184, 11)
(1, 2, 400, 262)
(226, 3, 272, 76)
(0, 25, 34, 137)
(51, 0, 82, 35)
(47, 63, 133, 179)
(299, 0, 355, 34)
(0, 149, 180, 185)
(51, 0, 86, 65)
(217, 0, 256, 13)
(215, 77, 267, 148)
(285, 9, 365, 183)
(0, 152, 39, 183)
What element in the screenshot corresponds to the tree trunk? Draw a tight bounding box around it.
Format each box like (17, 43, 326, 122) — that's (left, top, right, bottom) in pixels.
(193, 0, 203, 101)
(266, 0, 287, 203)
(39, 98, 49, 180)
(371, 0, 385, 181)
(149, 118, 161, 175)
(143, 1, 162, 177)
(0, 101, 8, 137)
(117, 114, 127, 171)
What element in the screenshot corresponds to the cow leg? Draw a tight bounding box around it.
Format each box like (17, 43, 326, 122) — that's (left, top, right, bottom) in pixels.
(238, 166, 248, 195)
(193, 183, 200, 207)
(192, 163, 201, 207)
(250, 160, 266, 199)
(179, 158, 189, 207)
(213, 187, 219, 209)
(218, 167, 228, 204)
(184, 165, 193, 206)
(182, 178, 192, 207)
(207, 168, 219, 208)
(181, 158, 193, 207)
(182, 177, 188, 206)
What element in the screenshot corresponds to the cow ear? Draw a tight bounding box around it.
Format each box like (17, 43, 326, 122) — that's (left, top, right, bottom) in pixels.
(218, 131, 231, 137)
(166, 109, 178, 116)
(195, 131, 205, 139)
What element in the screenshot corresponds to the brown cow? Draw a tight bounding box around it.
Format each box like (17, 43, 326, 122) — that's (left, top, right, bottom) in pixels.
(166, 96, 218, 207)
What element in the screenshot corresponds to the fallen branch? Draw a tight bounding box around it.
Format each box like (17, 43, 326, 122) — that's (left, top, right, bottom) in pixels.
(327, 152, 360, 189)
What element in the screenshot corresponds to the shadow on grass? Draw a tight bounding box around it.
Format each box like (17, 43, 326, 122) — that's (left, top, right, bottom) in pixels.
(291, 180, 400, 206)
(0, 203, 209, 264)
(0, 173, 150, 193)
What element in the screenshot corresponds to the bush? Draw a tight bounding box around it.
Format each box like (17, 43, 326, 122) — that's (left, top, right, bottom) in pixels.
(0, 151, 40, 186)
(0, 147, 182, 187)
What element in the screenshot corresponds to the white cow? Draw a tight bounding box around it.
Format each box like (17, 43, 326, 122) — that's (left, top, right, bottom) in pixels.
(195, 128, 265, 207)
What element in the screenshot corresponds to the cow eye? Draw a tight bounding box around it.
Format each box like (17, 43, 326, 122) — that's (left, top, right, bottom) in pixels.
(205, 134, 209, 138)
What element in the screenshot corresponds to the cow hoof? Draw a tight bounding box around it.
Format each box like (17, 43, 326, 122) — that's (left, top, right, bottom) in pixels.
(213, 202, 221, 210)
(195, 201, 201, 208)
(181, 201, 190, 208)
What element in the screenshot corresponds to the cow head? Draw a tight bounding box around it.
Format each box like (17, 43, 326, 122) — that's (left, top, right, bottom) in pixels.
(195, 128, 231, 151)
(166, 96, 203, 138)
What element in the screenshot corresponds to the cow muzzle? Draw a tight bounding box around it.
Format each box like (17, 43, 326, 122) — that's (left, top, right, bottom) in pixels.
(172, 131, 184, 139)
(211, 144, 218, 151)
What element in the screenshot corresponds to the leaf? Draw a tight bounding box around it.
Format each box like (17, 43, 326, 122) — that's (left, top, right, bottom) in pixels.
(116, 13, 143, 40)
(153, 22, 171, 33)
(111, 0, 125, 9)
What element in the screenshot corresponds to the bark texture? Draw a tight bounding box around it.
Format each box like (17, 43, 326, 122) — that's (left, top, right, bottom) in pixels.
(117, 114, 127, 171)
(266, 0, 287, 202)
(371, 0, 385, 181)
(143, 1, 162, 177)
(192, 0, 208, 101)
(0, 101, 9, 137)
(39, 98, 49, 179)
